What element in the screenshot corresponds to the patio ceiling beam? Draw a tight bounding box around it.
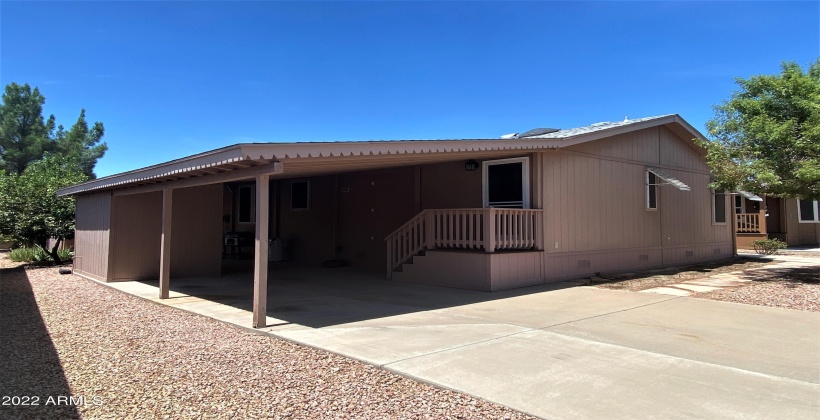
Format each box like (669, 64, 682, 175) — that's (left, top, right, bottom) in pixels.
(112, 162, 283, 196)
(253, 173, 270, 328)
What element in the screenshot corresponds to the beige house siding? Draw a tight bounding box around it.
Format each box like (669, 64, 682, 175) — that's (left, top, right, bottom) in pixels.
(535, 126, 732, 283)
(784, 199, 820, 245)
(170, 184, 223, 278)
(110, 192, 162, 281)
(278, 176, 337, 264)
(391, 250, 544, 291)
(420, 161, 482, 209)
(658, 126, 710, 172)
(74, 192, 112, 280)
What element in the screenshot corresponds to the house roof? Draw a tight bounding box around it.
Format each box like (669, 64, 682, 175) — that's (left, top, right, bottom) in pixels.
(519, 115, 674, 139)
(57, 114, 706, 197)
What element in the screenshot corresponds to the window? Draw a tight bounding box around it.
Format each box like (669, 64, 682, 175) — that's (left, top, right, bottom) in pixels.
(237, 185, 255, 223)
(798, 199, 819, 223)
(734, 196, 746, 215)
(482, 157, 530, 208)
(646, 171, 657, 210)
(712, 190, 727, 224)
(291, 180, 310, 210)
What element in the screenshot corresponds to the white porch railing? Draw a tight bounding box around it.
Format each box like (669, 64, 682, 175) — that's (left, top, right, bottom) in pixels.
(385, 208, 544, 274)
(736, 210, 767, 234)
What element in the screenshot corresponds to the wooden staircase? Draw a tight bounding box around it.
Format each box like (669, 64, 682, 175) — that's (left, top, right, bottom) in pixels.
(735, 210, 768, 248)
(384, 208, 544, 280)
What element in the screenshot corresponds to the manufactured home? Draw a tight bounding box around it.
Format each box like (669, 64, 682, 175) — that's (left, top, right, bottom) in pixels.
(734, 194, 820, 248)
(58, 114, 736, 327)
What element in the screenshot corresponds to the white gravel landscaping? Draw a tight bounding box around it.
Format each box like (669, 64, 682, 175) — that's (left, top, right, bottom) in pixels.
(0, 257, 533, 419)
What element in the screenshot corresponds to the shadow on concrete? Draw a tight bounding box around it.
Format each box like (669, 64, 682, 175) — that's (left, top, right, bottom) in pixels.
(0, 266, 80, 419)
(138, 261, 582, 328)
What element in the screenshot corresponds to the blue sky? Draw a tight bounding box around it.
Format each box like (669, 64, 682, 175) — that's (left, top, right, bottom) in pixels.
(2, 1, 818, 178)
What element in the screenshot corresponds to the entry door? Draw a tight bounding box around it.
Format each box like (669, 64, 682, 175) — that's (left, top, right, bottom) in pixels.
(482, 157, 530, 208)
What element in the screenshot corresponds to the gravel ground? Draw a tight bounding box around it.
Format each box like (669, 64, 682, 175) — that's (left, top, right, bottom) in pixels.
(593, 257, 770, 292)
(593, 255, 820, 312)
(1, 258, 533, 419)
(695, 267, 820, 311)
(738, 249, 820, 258)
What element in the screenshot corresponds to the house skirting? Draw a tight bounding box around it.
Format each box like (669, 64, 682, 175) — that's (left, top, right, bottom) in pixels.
(392, 242, 733, 291)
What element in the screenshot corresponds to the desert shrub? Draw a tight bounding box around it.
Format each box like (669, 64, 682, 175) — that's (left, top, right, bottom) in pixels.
(9, 246, 50, 262)
(750, 238, 787, 255)
(57, 247, 74, 262)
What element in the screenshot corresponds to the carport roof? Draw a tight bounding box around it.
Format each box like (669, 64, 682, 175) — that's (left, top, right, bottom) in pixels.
(56, 114, 705, 196)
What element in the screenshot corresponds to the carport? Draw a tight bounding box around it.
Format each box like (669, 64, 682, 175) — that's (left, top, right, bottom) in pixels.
(58, 141, 540, 328)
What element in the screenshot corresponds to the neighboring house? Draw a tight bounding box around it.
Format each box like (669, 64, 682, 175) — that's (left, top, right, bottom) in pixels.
(57, 114, 734, 327)
(734, 194, 820, 248)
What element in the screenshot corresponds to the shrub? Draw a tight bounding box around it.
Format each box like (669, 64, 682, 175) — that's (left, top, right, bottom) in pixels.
(9, 246, 50, 262)
(57, 247, 74, 261)
(8, 246, 72, 263)
(750, 238, 787, 255)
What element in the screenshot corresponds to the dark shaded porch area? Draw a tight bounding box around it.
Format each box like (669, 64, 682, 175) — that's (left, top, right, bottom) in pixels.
(109, 262, 579, 330)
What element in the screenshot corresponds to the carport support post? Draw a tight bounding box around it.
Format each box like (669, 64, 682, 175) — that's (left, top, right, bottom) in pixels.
(253, 174, 270, 328)
(159, 188, 173, 299)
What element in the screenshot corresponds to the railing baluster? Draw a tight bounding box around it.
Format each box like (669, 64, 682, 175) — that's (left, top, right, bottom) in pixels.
(386, 208, 545, 271)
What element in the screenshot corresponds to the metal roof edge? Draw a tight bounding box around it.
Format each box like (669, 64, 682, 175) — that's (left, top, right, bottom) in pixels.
(57, 114, 705, 196)
(557, 114, 705, 149)
(56, 144, 246, 196)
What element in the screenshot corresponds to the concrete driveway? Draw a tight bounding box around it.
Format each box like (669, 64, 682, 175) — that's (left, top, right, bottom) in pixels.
(107, 265, 820, 419)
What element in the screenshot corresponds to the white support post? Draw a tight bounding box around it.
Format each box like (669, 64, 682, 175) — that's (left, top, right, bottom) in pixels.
(253, 174, 270, 328)
(159, 188, 173, 299)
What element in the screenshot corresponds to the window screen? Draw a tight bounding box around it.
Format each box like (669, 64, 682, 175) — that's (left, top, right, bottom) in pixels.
(646, 172, 657, 209)
(799, 199, 818, 222)
(487, 162, 524, 207)
(713, 191, 726, 223)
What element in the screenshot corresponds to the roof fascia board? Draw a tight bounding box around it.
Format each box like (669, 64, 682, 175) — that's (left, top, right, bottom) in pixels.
(238, 139, 560, 161)
(111, 162, 283, 197)
(57, 145, 247, 196)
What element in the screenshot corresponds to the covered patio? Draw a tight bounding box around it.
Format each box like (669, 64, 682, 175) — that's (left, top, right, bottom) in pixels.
(99, 262, 577, 333)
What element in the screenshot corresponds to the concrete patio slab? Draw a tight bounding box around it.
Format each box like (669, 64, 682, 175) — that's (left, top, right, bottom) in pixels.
(547, 295, 820, 383)
(387, 329, 820, 419)
(638, 286, 691, 296)
(673, 283, 721, 292)
(684, 278, 751, 287)
(442, 286, 677, 329)
(275, 310, 529, 365)
(92, 260, 820, 419)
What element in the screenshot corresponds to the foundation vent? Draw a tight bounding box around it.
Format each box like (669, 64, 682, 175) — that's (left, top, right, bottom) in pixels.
(577, 259, 591, 268)
(639, 254, 649, 261)
(714, 248, 721, 255)
(685, 250, 694, 258)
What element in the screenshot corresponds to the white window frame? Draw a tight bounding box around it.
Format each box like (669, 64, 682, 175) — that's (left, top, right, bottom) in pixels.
(646, 171, 657, 210)
(482, 157, 530, 209)
(711, 190, 727, 225)
(797, 199, 820, 223)
(290, 180, 310, 211)
(237, 185, 255, 224)
(734, 195, 746, 215)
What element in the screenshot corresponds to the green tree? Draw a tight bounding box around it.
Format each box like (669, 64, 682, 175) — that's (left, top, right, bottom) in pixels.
(699, 59, 820, 199)
(0, 155, 87, 264)
(0, 82, 107, 177)
(54, 109, 108, 179)
(0, 83, 55, 174)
